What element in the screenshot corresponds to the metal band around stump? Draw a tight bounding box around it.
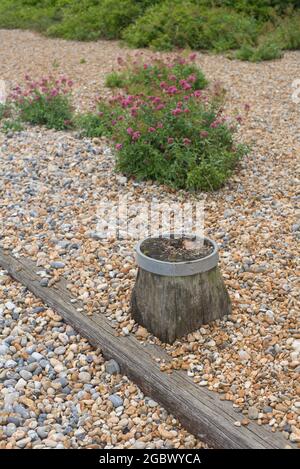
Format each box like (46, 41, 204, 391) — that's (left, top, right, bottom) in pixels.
(135, 235, 219, 277)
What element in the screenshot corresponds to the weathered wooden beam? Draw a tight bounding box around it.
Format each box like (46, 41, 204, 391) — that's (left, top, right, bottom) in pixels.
(0, 248, 289, 449)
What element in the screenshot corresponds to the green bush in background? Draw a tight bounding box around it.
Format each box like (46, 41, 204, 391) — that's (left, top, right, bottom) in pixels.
(0, 0, 299, 61)
(122, 2, 259, 52)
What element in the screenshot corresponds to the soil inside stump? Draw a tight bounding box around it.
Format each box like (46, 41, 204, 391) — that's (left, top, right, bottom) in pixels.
(140, 236, 214, 262)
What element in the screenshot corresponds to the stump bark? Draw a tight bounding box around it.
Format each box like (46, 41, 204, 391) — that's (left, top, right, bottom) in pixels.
(131, 265, 231, 344)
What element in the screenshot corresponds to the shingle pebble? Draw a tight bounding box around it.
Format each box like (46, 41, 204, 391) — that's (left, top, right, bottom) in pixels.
(0, 29, 299, 448)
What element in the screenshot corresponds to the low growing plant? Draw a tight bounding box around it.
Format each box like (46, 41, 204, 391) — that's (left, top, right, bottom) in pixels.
(236, 39, 283, 61)
(6, 75, 74, 130)
(105, 54, 208, 95)
(82, 58, 248, 191)
(0, 118, 23, 134)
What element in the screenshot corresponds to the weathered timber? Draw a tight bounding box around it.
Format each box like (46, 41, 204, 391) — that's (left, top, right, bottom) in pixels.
(0, 248, 289, 449)
(132, 236, 231, 343)
(131, 266, 231, 344)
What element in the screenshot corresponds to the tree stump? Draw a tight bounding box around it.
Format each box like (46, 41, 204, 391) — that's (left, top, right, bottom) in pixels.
(131, 235, 231, 344)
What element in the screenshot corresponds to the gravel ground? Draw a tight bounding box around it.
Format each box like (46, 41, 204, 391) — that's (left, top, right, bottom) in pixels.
(0, 30, 300, 447)
(0, 273, 206, 449)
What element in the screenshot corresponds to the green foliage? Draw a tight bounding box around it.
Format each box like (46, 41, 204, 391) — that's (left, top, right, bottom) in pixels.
(105, 72, 127, 89)
(105, 55, 208, 95)
(46, 0, 143, 40)
(122, 2, 259, 51)
(75, 110, 113, 138)
(2, 75, 74, 130)
(0, 0, 60, 32)
(271, 12, 300, 50)
(0, 0, 298, 61)
(236, 40, 283, 61)
(0, 118, 23, 134)
(19, 93, 73, 129)
(201, 0, 297, 20)
(78, 58, 248, 191)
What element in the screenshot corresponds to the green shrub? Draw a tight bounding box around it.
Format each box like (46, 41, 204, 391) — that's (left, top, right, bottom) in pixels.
(5, 74, 74, 130)
(0, 0, 60, 32)
(105, 71, 127, 89)
(0, 118, 23, 134)
(0, 0, 298, 61)
(112, 93, 247, 191)
(46, 0, 143, 40)
(123, 1, 258, 51)
(80, 58, 248, 191)
(105, 54, 208, 95)
(236, 40, 283, 61)
(75, 111, 113, 138)
(200, 1, 299, 19)
(272, 12, 300, 49)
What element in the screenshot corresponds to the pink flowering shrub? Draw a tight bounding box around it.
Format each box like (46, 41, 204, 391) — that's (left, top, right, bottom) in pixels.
(91, 94, 246, 191)
(6, 75, 74, 130)
(105, 53, 207, 95)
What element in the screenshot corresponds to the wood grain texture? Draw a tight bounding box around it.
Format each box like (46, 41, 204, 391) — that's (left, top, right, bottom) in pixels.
(131, 266, 231, 343)
(0, 248, 289, 449)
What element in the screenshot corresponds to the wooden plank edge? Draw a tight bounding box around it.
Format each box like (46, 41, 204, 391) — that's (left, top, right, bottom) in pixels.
(0, 248, 290, 450)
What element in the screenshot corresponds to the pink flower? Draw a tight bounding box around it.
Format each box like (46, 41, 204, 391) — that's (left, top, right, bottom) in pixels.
(115, 144, 123, 151)
(148, 127, 156, 133)
(127, 127, 134, 135)
(167, 137, 174, 144)
(167, 86, 178, 95)
(187, 74, 196, 83)
(121, 98, 131, 108)
(171, 108, 182, 116)
(200, 130, 209, 138)
(132, 131, 141, 141)
(181, 81, 192, 91)
(168, 74, 177, 81)
(159, 81, 167, 89)
(143, 64, 149, 69)
(183, 138, 191, 145)
(130, 106, 139, 117)
(194, 90, 202, 97)
(156, 104, 165, 111)
(210, 121, 219, 129)
(50, 89, 58, 97)
(236, 115, 242, 124)
(189, 53, 197, 62)
(157, 122, 163, 129)
(67, 80, 73, 87)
